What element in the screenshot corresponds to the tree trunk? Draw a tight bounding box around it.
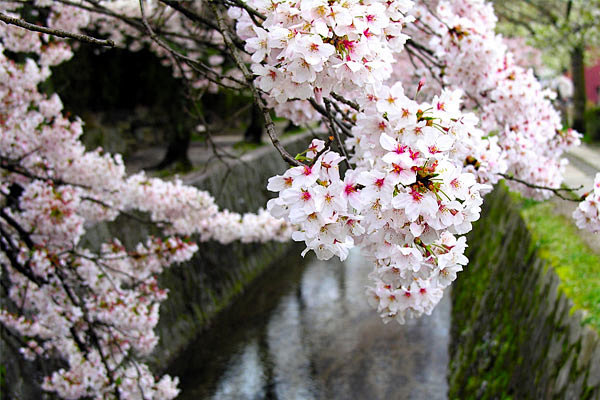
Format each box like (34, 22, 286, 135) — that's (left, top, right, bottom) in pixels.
(244, 102, 263, 144)
(571, 44, 586, 132)
(153, 126, 191, 171)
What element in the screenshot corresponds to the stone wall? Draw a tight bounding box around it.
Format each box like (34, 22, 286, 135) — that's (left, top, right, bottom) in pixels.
(150, 133, 310, 369)
(448, 187, 600, 399)
(1, 133, 310, 399)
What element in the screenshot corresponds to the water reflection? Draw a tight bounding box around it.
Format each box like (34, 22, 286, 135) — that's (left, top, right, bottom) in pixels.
(168, 250, 450, 400)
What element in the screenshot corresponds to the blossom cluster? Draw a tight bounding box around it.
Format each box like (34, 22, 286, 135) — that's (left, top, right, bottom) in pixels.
(353, 85, 492, 323)
(573, 173, 600, 233)
(269, 84, 492, 323)
(267, 139, 359, 260)
(408, 0, 580, 199)
(230, 0, 414, 124)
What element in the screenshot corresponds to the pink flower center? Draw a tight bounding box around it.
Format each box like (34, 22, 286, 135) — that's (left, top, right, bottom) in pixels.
(410, 188, 423, 201)
(392, 163, 404, 175)
(428, 145, 440, 154)
(342, 39, 355, 52)
(395, 144, 407, 154)
(409, 149, 420, 160)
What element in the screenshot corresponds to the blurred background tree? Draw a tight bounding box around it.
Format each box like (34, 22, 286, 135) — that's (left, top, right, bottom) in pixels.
(47, 44, 259, 171)
(492, 0, 600, 134)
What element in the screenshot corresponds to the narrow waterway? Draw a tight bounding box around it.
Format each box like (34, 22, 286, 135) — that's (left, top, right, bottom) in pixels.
(168, 249, 450, 400)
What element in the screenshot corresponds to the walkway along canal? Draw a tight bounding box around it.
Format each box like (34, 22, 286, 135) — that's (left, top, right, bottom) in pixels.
(167, 249, 450, 400)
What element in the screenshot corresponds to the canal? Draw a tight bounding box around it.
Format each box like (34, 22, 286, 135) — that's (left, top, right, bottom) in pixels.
(167, 248, 450, 399)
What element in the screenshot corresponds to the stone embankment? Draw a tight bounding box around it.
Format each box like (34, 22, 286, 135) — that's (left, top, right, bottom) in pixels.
(448, 187, 600, 399)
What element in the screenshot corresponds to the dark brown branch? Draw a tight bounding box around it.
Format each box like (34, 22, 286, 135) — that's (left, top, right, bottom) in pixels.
(138, 0, 247, 91)
(323, 99, 351, 169)
(327, 98, 356, 132)
(330, 92, 360, 111)
(0, 209, 34, 249)
(406, 38, 434, 56)
(0, 226, 47, 285)
(223, 0, 266, 22)
(0, 12, 114, 47)
(159, 0, 219, 32)
(0, 156, 92, 190)
(309, 98, 354, 138)
(405, 43, 444, 69)
(499, 173, 583, 202)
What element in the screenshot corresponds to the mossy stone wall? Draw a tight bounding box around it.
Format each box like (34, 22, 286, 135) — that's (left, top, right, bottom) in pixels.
(449, 187, 600, 399)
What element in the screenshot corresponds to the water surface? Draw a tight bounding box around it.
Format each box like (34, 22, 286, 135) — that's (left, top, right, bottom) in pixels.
(168, 250, 450, 399)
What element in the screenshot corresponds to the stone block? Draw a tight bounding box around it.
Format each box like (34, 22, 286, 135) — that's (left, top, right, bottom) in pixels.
(565, 372, 585, 400)
(577, 326, 599, 371)
(568, 310, 584, 346)
(544, 270, 560, 316)
(547, 334, 566, 367)
(555, 353, 575, 394)
(588, 345, 600, 388)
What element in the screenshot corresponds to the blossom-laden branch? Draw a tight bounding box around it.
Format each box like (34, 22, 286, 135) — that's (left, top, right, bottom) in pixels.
(0, 4, 291, 396)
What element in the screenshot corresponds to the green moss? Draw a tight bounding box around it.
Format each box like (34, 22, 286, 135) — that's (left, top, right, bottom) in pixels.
(232, 140, 264, 152)
(520, 202, 600, 332)
(450, 187, 599, 399)
(0, 364, 5, 400)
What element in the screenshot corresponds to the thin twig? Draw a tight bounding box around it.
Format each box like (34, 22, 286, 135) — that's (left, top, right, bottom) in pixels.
(209, 1, 302, 167)
(224, 0, 266, 20)
(138, 0, 247, 90)
(499, 173, 583, 202)
(0, 12, 115, 47)
(308, 98, 354, 138)
(81, 196, 169, 225)
(323, 99, 351, 169)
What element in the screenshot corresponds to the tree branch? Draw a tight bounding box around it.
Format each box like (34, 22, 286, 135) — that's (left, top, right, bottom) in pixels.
(209, 1, 302, 167)
(499, 173, 583, 202)
(0, 12, 115, 47)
